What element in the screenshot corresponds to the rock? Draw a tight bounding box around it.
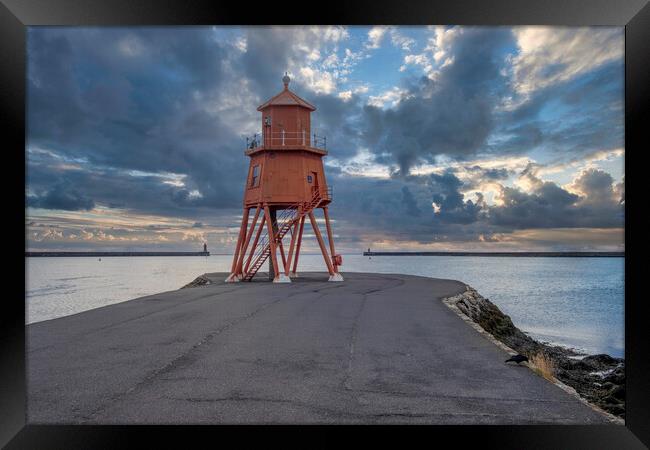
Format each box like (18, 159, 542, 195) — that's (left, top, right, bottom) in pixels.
(605, 404, 625, 417)
(566, 359, 596, 371)
(603, 367, 625, 385)
(444, 286, 625, 419)
(583, 354, 620, 367)
(181, 274, 211, 289)
(611, 385, 625, 401)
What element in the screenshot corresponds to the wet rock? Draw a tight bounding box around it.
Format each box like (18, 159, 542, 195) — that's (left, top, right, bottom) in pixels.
(583, 354, 619, 367)
(603, 367, 625, 385)
(611, 385, 625, 401)
(604, 404, 625, 417)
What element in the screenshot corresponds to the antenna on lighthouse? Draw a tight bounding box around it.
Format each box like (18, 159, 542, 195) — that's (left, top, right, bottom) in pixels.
(282, 72, 290, 89)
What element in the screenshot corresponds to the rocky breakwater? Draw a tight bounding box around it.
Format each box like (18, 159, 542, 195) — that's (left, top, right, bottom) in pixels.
(181, 274, 212, 289)
(443, 286, 625, 420)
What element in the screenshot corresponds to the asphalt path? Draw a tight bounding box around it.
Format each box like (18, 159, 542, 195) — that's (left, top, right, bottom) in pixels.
(27, 272, 610, 424)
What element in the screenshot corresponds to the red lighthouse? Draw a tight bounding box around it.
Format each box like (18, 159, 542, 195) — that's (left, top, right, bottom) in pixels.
(226, 74, 343, 283)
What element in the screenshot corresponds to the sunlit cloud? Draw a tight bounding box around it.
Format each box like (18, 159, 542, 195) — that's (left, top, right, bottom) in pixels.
(510, 26, 623, 97)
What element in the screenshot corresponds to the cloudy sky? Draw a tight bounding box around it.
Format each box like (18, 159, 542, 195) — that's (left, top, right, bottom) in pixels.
(26, 26, 624, 252)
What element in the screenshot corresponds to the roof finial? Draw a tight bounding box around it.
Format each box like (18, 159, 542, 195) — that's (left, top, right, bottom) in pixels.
(282, 72, 290, 89)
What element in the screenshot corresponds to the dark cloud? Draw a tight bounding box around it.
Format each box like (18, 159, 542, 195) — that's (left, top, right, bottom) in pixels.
(26, 27, 364, 220)
(28, 181, 95, 211)
(360, 28, 514, 174)
(490, 183, 579, 228)
(400, 186, 421, 217)
(326, 170, 496, 246)
(573, 168, 615, 201)
(27, 27, 248, 216)
(427, 171, 484, 225)
(241, 28, 295, 95)
(494, 60, 624, 158)
(488, 168, 623, 229)
(326, 162, 623, 248)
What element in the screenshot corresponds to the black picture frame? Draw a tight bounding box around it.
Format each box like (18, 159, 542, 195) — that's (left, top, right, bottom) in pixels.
(2, 0, 648, 447)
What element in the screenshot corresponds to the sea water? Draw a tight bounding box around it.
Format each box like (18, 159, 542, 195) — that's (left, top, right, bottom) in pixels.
(25, 255, 624, 357)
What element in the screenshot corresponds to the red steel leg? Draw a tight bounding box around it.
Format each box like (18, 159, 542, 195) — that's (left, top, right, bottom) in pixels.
(278, 239, 288, 273)
(285, 221, 299, 276)
(308, 211, 335, 276)
(291, 215, 306, 275)
(323, 206, 338, 273)
(237, 204, 261, 275)
(230, 207, 249, 274)
(264, 205, 281, 280)
(244, 206, 265, 274)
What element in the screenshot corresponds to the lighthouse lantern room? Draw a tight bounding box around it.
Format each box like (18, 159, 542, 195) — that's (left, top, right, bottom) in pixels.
(226, 74, 343, 283)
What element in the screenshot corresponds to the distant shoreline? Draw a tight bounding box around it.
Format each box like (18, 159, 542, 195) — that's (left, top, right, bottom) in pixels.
(26, 251, 625, 258)
(363, 251, 624, 257)
(25, 251, 211, 257)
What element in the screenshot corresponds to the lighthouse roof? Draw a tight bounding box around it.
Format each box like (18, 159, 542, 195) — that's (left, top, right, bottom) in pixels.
(257, 76, 316, 111)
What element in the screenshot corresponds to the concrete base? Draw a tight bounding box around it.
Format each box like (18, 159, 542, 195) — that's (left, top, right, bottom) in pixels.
(224, 273, 240, 283)
(273, 273, 291, 283)
(328, 272, 344, 282)
(27, 272, 611, 425)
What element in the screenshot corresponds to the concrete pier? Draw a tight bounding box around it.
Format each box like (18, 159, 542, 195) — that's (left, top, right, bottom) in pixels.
(27, 272, 610, 424)
(26, 251, 210, 257)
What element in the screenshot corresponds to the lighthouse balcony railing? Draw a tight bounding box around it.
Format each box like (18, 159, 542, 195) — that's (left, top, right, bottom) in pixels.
(315, 185, 333, 202)
(244, 131, 327, 151)
(324, 186, 333, 201)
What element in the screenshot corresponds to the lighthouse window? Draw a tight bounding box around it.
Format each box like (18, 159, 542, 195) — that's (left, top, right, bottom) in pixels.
(307, 175, 313, 183)
(250, 165, 260, 187)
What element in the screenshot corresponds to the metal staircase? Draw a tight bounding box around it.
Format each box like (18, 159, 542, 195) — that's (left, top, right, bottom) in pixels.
(243, 190, 323, 281)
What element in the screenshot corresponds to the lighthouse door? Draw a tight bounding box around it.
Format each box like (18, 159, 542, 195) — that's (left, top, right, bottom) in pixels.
(309, 171, 319, 196)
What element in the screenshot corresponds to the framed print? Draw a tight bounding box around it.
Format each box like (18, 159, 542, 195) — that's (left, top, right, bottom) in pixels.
(2, 0, 649, 447)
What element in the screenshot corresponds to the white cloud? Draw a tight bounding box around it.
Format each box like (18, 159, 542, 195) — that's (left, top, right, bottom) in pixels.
(188, 189, 203, 199)
(400, 53, 431, 73)
(367, 26, 416, 52)
(399, 26, 460, 78)
(511, 27, 623, 96)
(299, 67, 336, 94)
(537, 148, 624, 178)
(182, 230, 206, 242)
(338, 90, 352, 101)
(30, 228, 64, 242)
(366, 26, 389, 49)
(337, 85, 369, 101)
(296, 44, 321, 61)
(314, 26, 349, 43)
(428, 25, 462, 64)
(389, 29, 415, 51)
(269, 26, 353, 96)
(322, 52, 338, 68)
(328, 148, 391, 178)
(367, 86, 409, 108)
(233, 36, 247, 52)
